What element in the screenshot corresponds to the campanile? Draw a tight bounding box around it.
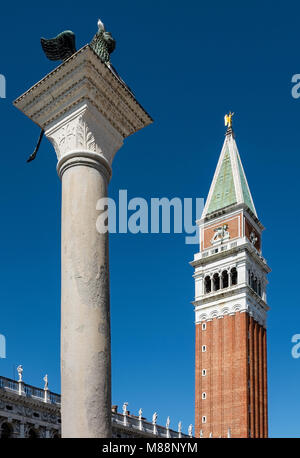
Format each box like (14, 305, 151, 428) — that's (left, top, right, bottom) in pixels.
(192, 115, 270, 438)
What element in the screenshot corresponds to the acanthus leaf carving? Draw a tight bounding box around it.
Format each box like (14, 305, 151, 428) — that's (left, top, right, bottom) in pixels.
(45, 106, 124, 164)
(76, 115, 98, 153)
(57, 122, 76, 152)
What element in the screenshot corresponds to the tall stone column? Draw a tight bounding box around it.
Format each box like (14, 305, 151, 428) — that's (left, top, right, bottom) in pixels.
(14, 45, 152, 438)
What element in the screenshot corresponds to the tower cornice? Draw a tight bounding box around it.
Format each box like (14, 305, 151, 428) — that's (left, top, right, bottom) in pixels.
(193, 295, 268, 328)
(190, 240, 271, 274)
(197, 203, 264, 231)
(193, 284, 269, 312)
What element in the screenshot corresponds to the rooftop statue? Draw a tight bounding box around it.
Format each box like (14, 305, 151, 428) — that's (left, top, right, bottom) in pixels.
(224, 111, 234, 129)
(122, 402, 128, 415)
(40, 19, 115, 64)
(43, 374, 48, 390)
(152, 412, 158, 425)
(90, 19, 116, 63)
(17, 365, 23, 382)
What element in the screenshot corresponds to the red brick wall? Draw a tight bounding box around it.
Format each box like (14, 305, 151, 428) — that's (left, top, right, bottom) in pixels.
(244, 218, 261, 251)
(195, 313, 268, 438)
(248, 317, 268, 437)
(263, 328, 268, 437)
(202, 214, 241, 250)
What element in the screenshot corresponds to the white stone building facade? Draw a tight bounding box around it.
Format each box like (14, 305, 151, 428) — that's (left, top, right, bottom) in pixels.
(0, 375, 189, 438)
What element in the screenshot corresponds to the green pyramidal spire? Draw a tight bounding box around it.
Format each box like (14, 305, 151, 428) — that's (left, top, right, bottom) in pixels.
(203, 127, 257, 218)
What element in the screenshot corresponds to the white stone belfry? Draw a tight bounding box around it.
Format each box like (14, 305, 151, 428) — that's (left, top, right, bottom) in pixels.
(14, 45, 152, 438)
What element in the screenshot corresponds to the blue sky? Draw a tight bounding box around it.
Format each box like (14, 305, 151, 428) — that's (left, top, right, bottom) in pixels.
(0, 0, 299, 438)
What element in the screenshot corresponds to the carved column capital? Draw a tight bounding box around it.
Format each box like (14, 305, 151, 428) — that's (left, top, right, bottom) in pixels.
(45, 103, 123, 180)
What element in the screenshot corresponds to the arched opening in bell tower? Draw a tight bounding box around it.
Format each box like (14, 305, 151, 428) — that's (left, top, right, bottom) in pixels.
(204, 276, 211, 293)
(222, 270, 229, 288)
(230, 267, 237, 285)
(213, 273, 220, 291)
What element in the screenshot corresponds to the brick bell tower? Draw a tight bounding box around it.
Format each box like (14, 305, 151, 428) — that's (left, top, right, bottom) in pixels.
(191, 114, 270, 438)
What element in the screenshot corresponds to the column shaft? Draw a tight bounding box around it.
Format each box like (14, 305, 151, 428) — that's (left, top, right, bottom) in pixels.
(60, 159, 111, 438)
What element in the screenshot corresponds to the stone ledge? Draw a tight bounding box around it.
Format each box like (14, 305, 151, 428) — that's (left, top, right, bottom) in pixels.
(13, 45, 153, 138)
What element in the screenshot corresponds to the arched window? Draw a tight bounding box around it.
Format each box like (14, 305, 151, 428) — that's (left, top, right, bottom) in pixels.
(231, 268, 238, 285)
(204, 276, 211, 294)
(258, 281, 262, 297)
(213, 273, 220, 291)
(250, 272, 254, 289)
(28, 428, 38, 439)
(253, 276, 258, 293)
(222, 270, 229, 288)
(1, 422, 12, 439)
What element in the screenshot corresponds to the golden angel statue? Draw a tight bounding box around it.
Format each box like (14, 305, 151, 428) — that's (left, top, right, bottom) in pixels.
(224, 111, 234, 128)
